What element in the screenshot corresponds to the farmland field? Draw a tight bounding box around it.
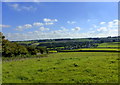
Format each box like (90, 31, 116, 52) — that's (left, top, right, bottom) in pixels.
(60, 48, 120, 52)
(2, 52, 119, 83)
(98, 42, 120, 48)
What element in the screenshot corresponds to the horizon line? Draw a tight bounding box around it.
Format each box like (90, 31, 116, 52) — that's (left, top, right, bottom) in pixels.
(10, 35, 119, 42)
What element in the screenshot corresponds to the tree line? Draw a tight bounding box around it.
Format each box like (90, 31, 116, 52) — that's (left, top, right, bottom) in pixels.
(1, 32, 48, 57)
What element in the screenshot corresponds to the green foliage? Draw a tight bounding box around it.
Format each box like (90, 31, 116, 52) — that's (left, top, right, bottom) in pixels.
(2, 39, 28, 57)
(25, 46, 38, 55)
(2, 33, 48, 57)
(17, 45, 28, 55)
(36, 46, 48, 54)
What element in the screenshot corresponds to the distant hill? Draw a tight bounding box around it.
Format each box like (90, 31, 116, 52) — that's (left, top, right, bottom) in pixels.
(12, 36, 120, 50)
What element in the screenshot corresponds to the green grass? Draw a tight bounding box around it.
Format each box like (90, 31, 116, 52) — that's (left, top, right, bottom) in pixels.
(98, 42, 120, 48)
(2, 52, 119, 83)
(0, 61, 2, 84)
(80, 48, 119, 51)
(16, 41, 33, 44)
(61, 48, 119, 52)
(2, 54, 48, 61)
(31, 43, 40, 46)
(48, 50, 58, 53)
(56, 47, 64, 49)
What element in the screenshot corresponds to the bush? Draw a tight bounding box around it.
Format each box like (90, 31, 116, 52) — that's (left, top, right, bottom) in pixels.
(36, 46, 48, 54)
(2, 37, 28, 57)
(25, 46, 38, 55)
(2, 33, 48, 58)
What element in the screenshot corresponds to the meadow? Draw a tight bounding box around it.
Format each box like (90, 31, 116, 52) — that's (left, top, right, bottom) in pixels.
(2, 52, 119, 83)
(59, 48, 120, 52)
(98, 42, 120, 48)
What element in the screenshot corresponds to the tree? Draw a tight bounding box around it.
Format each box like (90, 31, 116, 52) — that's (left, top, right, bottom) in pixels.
(26, 46, 37, 55)
(2, 33, 28, 57)
(36, 46, 48, 54)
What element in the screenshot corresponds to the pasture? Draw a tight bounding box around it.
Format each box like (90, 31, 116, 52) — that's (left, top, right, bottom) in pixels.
(59, 48, 119, 52)
(98, 42, 120, 48)
(2, 52, 119, 83)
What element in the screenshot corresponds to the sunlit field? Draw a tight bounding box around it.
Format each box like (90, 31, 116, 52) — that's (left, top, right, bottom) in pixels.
(2, 52, 119, 83)
(98, 42, 120, 48)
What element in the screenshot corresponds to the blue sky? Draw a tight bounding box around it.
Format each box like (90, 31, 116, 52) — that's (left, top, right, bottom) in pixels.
(1, 2, 118, 41)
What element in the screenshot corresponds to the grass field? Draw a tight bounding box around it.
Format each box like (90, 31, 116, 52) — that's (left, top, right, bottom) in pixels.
(60, 48, 120, 52)
(98, 42, 120, 48)
(0, 61, 2, 84)
(2, 52, 119, 83)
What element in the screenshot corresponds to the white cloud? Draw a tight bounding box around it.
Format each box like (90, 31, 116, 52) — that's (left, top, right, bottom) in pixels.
(93, 24, 97, 28)
(33, 21, 56, 26)
(108, 20, 119, 28)
(15, 18, 59, 31)
(54, 19, 58, 22)
(113, 19, 119, 25)
(9, 3, 37, 11)
(22, 6, 36, 11)
(4, 31, 94, 41)
(67, 21, 76, 24)
(51, 27, 69, 34)
(97, 27, 107, 32)
(42, 18, 58, 25)
(24, 24, 32, 28)
(95, 19, 119, 37)
(4, 19, 119, 41)
(0, 24, 11, 28)
(108, 21, 114, 28)
(15, 26, 23, 31)
(15, 24, 32, 31)
(45, 22, 54, 25)
(43, 18, 51, 22)
(100, 22, 106, 25)
(34, 31, 39, 33)
(96, 28, 118, 37)
(33, 22, 44, 26)
(39, 27, 49, 31)
(52, 28, 69, 34)
(72, 27, 81, 31)
(60, 27, 69, 31)
(43, 18, 58, 25)
(43, 18, 58, 22)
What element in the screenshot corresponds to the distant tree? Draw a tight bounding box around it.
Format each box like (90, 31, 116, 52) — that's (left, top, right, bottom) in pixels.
(100, 40, 104, 43)
(26, 46, 37, 55)
(36, 46, 48, 54)
(16, 44, 28, 55)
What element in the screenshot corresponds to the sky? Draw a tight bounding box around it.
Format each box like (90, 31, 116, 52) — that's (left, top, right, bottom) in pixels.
(1, 2, 119, 41)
